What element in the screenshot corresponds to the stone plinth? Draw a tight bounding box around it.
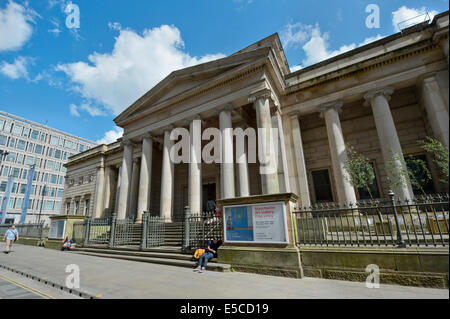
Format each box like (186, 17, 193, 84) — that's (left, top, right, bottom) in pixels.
(45, 215, 86, 250)
(216, 193, 304, 278)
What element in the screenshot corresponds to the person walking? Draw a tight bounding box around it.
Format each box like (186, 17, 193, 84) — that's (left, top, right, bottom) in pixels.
(3, 225, 19, 254)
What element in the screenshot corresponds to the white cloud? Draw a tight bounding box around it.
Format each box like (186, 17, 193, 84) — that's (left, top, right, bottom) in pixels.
(392, 6, 438, 32)
(56, 25, 225, 116)
(282, 22, 386, 69)
(96, 126, 123, 145)
(0, 56, 32, 80)
(48, 18, 61, 36)
(69, 104, 80, 117)
(0, 0, 36, 52)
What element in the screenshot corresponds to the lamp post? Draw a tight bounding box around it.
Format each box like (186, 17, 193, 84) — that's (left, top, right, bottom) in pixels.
(38, 185, 47, 225)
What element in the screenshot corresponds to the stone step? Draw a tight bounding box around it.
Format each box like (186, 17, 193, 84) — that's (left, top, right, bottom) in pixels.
(71, 250, 230, 272)
(72, 247, 196, 261)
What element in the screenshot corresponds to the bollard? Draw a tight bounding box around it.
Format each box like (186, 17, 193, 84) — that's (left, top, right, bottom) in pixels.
(84, 218, 91, 246)
(184, 206, 190, 251)
(141, 211, 149, 250)
(109, 213, 117, 248)
(389, 190, 406, 248)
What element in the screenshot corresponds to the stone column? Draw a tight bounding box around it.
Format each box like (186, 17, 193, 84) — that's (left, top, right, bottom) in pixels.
(114, 164, 122, 216)
(237, 132, 250, 197)
(160, 128, 174, 222)
(189, 117, 202, 215)
(117, 139, 133, 219)
(272, 110, 290, 193)
(421, 76, 449, 150)
(364, 88, 414, 200)
(93, 162, 105, 218)
(318, 101, 357, 204)
(290, 114, 311, 207)
(129, 158, 140, 219)
(250, 90, 280, 195)
(102, 166, 115, 217)
(136, 134, 153, 222)
(219, 105, 235, 199)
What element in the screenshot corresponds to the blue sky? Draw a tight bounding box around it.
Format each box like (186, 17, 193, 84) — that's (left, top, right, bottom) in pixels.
(0, 0, 448, 144)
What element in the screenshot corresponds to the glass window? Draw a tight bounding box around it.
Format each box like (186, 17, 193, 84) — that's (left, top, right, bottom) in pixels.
(46, 160, 55, 170)
(35, 158, 41, 167)
(59, 176, 64, 184)
(11, 168, 20, 178)
(15, 198, 23, 209)
(0, 181, 6, 192)
(0, 119, 3, 130)
(50, 136, 59, 146)
(25, 156, 35, 165)
(17, 153, 24, 165)
(312, 169, 334, 203)
(0, 134, 7, 146)
(12, 124, 22, 136)
(4, 122, 12, 133)
(61, 166, 67, 173)
(16, 139, 26, 150)
(34, 144, 43, 154)
(8, 137, 15, 148)
(78, 144, 85, 152)
(50, 174, 57, 184)
(21, 169, 27, 179)
(44, 200, 53, 211)
(6, 152, 16, 163)
(19, 184, 26, 194)
(2, 166, 9, 177)
(50, 187, 56, 197)
(11, 183, 18, 193)
(357, 163, 381, 200)
(75, 200, 80, 214)
(55, 162, 61, 171)
(54, 201, 61, 212)
(54, 149, 61, 159)
(48, 148, 54, 157)
(63, 152, 67, 160)
(7, 198, 14, 209)
(57, 188, 64, 198)
(33, 171, 39, 181)
(65, 140, 73, 149)
(84, 199, 90, 216)
(43, 173, 48, 183)
(40, 133, 46, 142)
(27, 142, 34, 152)
(31, 130, 39, 140)
(23, 127, 30, 137)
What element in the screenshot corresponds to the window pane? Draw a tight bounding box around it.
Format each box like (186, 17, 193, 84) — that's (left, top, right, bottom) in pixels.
(31, 130, 39, 139)
(50, 136, 59, 146)
(312, 169, 334, 202)
(405, 154, 436, 195)
(12, 124, 22, 136)
(8, 137, 15, 148)
(34, 144, 43, 154)
(16, 139, 26, 150)
(0, 134, 7, 146)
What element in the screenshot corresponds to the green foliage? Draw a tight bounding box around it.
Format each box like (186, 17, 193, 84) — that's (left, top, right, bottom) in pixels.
(386, 152, 431, 196)
(418, 137, 449, 184)
(343, 144, 376, 199)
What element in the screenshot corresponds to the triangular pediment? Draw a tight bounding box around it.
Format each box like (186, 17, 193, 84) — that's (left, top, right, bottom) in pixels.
(115, 33, 289, 125)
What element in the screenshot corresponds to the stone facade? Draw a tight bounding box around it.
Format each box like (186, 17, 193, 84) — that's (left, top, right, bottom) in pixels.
(63, 12, 449, 221)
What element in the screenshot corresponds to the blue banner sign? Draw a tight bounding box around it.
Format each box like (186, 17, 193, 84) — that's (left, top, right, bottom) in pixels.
(0, 177, 14, 224)
(20, 166, 35, 223)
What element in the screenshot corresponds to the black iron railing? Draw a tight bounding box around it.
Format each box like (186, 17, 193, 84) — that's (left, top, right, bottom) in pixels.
(182, 209, 223, 252)
(292, 193, 449, 247)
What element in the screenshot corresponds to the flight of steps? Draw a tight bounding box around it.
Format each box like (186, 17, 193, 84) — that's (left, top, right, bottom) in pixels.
(70, 246, 231, 272)
(164, 222, 183, 247)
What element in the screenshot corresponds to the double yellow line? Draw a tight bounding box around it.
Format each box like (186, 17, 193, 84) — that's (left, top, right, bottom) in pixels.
(0, 274, 55, 299)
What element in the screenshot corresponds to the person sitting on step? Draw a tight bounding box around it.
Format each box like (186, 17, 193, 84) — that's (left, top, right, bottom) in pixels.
(194, 237, 222, 273)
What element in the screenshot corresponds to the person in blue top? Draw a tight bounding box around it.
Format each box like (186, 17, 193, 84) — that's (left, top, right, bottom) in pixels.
(3, 225, 19, 254)
(194, 237, 222, 273)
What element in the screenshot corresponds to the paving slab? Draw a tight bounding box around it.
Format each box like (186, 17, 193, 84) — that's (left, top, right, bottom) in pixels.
(0, 244, 447, 299)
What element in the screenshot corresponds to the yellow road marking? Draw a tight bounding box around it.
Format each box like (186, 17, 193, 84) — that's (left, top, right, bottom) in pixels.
(0, 274, 55, 299)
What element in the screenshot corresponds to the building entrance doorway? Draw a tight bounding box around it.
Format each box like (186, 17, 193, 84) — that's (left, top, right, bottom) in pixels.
(202, 183, 216, 212)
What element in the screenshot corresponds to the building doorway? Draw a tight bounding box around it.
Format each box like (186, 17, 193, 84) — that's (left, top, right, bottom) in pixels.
(202, 183, 216, 212)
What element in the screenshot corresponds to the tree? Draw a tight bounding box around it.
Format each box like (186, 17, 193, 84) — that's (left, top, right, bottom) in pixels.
(418, 137, 449, 184)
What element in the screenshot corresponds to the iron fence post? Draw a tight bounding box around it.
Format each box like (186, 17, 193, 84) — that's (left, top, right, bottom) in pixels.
(84, 218, 91, 246)
(184, 206, 190, 250)
(389, 190, 406, 248)
(109, 213, 117, 248)
(141, 211, 149, 249)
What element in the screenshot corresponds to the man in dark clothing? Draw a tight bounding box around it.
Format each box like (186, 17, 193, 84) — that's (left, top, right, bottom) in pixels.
(194, 237, 222, 273)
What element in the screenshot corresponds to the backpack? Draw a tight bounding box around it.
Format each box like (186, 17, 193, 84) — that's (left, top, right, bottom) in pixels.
(193, 248, 205, 260)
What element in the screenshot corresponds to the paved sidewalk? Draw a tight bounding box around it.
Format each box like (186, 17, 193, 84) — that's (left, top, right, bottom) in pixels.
(0, 244, 447, 299)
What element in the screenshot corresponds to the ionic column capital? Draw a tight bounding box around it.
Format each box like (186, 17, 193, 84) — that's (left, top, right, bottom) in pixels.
(364, 87, 394, 104)
(121, 138, 133, 147)
(248, 89, 273, 104)
(317, 101, 343, 115)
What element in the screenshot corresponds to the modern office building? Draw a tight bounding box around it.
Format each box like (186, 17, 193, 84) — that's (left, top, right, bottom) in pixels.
(0, 111, 97, 225)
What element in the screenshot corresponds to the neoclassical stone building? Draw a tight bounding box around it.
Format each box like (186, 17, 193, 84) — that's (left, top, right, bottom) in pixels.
(63, 12, 449, 223)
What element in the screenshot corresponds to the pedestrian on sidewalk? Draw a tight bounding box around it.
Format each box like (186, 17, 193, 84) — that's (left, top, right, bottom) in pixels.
(61, 236, 73, 251)
(3, 225, 19, 254)
(194, 237, 222, 273)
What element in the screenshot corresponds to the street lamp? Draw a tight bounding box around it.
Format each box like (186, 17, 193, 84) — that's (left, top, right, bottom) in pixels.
(38, 184, 47, 225)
